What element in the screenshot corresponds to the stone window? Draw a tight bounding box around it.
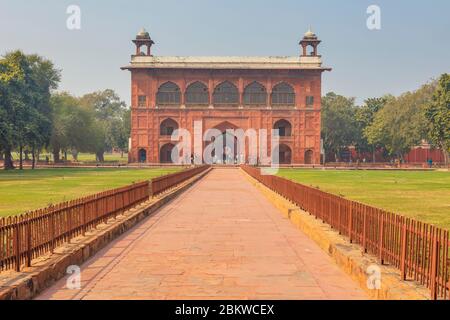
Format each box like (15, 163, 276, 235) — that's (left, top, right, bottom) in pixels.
(138, 95, 147, 107)
(213, 81, 239, 105)
(272, 82, 295, 105)
(186, 81, 209, 105)
(306, 96, 314, 107)
(243, 82, 267, 105)
(156, 82, 181, 105)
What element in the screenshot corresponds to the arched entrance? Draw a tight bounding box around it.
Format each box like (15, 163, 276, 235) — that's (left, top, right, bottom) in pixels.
(160, 143, 178, 163)
(305, 150, 314, 164)
(138, 149, 147, 163)
(276, 144, 292, 164)
(206, 121, 241, 165)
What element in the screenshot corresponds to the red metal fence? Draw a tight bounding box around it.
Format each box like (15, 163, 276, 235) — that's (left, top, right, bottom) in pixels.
(242, 165, 450, 300)
(151, 165, 210, 196)
(0, 181, 149, 273)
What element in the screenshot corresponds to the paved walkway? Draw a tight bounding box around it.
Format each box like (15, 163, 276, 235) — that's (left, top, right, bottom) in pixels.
(37, 168, 366, 300)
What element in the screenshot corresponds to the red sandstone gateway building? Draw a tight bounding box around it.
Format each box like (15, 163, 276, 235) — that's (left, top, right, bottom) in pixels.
(122, 29, 331, 164)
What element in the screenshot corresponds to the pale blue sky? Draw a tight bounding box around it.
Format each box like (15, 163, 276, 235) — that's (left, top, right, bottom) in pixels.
(0, 0, 449, 105)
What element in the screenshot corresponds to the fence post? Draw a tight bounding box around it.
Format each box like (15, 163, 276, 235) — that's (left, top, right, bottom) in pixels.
(14, 222, 20, 272)
(348, 202, 353, 243)
(26, 220, 32, 267)
(82, 203, 87, 236)
(338, 201, 342, 235)
(430, 229, 439, 300)
(400, 218, 408, 280)
(50, 212, 55, 254)
(379, 212, 384, 265)
(362, 207, 367, 253)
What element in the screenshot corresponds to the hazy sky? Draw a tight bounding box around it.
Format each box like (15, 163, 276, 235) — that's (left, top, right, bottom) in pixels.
(1, 0, 449, 105)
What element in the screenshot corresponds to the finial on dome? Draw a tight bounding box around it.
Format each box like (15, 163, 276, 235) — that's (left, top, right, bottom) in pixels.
(136, 27, 150, 39)
(304, 26, 317, 39)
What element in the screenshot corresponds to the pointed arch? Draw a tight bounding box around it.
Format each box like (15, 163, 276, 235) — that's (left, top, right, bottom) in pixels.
(275, 144, 292, 164)
(213, 81, 239, 105)
(243, 81, 267, 105)
(185, 81, 209, 105)
(272, 82, 295, 106)
(305, 149, 314, 164)
(160, 143, 178, 163)
(273, 119, 292, 137)
(156, 81, 181, 105)
(160, 118, 179, 136)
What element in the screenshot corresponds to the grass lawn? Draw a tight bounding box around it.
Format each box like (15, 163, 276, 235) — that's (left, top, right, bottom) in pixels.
(277, 169, 450, 230)
(0, 167, 180, 217)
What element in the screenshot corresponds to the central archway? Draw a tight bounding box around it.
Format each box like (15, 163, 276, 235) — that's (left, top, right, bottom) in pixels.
(206, 121, 241, 165)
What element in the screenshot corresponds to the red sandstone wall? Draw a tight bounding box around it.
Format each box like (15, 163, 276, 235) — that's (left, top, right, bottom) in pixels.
(129, 69, 323, 164)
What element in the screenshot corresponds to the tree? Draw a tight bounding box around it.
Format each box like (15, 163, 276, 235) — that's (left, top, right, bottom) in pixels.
(0, 52, 25, 169)
(0, 51, 60, 169)
(321, 92, 359, 162)
(365, 82, 435, 160)
(355, 96, 391, 162)
(425, 73, 450, 166)
(49, 93, 94, 162)
(79, 90, 128, 162)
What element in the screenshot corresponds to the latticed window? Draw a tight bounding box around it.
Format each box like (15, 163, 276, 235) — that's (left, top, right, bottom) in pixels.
(243, 82, 267, 105)
(272, 83, 295, 105)
(306, 96, 314, 107)
(160, 118, 179, 136)
(156, 82, 181, 105)
(213, 81, 239, 105)
(138, 95, 147, 107)
(186, 81, 209, 105)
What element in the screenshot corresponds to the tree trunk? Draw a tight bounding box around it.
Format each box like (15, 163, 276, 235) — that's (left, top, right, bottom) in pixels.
(4, 149, 14, 170)
(443, 149, 449, 168)
(53, 149, 60, 163)
(24, 150, 30, 161)
(19, 145, 23, 170)
(0, 153, 4, 161)
(96, 151, 105, 163)
(372, 146, 376, 163)
(32, 146, 36, 170)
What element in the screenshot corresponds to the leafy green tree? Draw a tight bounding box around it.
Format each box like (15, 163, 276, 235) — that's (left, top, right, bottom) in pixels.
(321, 92, 359, 162)
(425, 73, 450, 166)
(50, 93, 94, 162)
(365, 82, 435, 160)
(355, 96, 391, 162)
(22, 54, 60, 168)
(79, 89, 128, 162)
(0, 51, 60, 169)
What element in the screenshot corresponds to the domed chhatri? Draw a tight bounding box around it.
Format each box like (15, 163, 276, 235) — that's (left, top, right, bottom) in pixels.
(304, 28, 317, 39)
(133, 28, 155, 56)
(136, 28, 151, 40)
(299, 27, 321, 57)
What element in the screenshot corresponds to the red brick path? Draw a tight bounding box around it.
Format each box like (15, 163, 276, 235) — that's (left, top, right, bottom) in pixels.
(37, 168, 367, 300)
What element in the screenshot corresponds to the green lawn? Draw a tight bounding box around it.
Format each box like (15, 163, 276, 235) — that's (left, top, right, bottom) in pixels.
(0, 168, 179, 217)
(277, 169, 450, 230)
